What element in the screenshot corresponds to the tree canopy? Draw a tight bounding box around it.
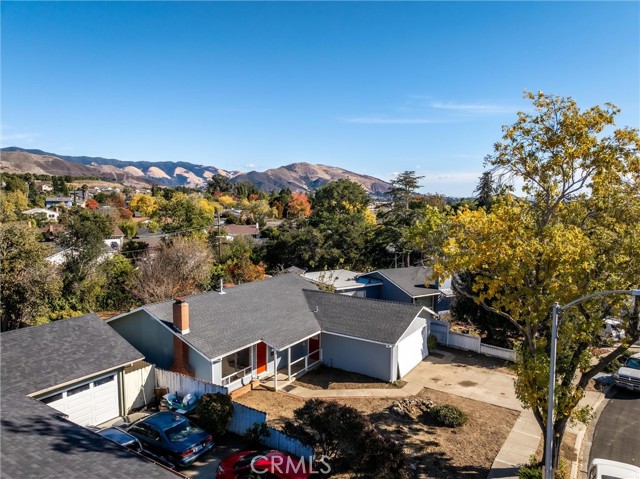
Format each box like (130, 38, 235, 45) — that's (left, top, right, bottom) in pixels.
(435, 91, 640, 469)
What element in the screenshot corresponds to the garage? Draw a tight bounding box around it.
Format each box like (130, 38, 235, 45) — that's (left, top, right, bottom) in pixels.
(396, 325, 428, 378)
(40, 373, 120, 426)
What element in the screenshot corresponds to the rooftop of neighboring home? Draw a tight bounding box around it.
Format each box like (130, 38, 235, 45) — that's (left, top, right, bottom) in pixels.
(45, 196, 73, 202)
(0, 315, 179, 479)
(221, 224, 260, 236)
(357, 266, 441, 298)
(22, 207, 59, 216)
(303, 269, 366, 291)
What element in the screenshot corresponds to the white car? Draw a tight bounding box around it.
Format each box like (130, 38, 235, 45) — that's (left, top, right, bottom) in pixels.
(614, 352, 640, 392)
(589, 458, 640, 479)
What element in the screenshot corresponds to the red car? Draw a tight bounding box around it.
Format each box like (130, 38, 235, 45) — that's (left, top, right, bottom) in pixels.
(216, 450, 311, 479)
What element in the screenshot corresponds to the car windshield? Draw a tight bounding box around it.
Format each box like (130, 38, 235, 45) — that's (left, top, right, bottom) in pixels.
(165, 420, 202, 443)
(624, 358, 640, 370)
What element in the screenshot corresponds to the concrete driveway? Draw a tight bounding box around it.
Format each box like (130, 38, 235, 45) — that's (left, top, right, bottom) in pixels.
(182, 433, 247, 478)
(403, 349, 522, 410)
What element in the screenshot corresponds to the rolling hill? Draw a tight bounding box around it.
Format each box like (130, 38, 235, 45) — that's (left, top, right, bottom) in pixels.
(1, 147, 391, 195)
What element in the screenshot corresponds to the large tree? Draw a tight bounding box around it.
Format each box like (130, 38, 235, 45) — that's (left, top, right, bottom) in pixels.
(436, 91, 640, 470)
(0, 223, 62, 330)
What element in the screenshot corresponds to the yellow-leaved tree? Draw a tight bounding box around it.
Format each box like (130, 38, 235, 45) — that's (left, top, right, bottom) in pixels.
(435, 91, 640, 470)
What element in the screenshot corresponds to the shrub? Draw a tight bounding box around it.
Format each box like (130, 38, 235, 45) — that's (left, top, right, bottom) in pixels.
(427, 334, 438, 351)
(517, 458, 568, 479)
(244, 422, 270, 448)
(284, 399, 408, 478)
(429, 404, 468, 428)
(194, 393, 233, 436)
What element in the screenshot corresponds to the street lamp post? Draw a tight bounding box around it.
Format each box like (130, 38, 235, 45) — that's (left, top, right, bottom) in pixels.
(544, 289, 640, 479)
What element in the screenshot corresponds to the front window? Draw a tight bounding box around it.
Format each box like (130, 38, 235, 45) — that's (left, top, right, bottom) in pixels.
(624, 357, 640, 370)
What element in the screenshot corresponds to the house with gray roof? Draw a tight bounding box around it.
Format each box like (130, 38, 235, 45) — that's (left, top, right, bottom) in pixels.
(0, 314, 180, 479)
(356, 266, 454, 312)
(108, 274, 434, 391)
(302, 269, 375, 297)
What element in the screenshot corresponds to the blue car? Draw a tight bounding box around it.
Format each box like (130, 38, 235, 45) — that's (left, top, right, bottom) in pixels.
(127, 412, 214, 468)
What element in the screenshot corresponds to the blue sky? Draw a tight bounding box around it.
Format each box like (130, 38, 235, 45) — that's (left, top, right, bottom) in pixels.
(2, 1, 638, 197)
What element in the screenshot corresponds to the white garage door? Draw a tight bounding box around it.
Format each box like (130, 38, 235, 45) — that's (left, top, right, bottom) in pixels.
(397, 326, 428, 378)
(40, 374, 120, 426)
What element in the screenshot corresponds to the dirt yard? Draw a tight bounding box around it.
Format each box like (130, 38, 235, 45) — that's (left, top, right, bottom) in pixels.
(293, 365, 407, 390)
(235, 387, 519, 478)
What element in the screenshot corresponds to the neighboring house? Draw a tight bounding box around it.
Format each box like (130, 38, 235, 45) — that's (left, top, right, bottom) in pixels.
(106, 225, 125, 250)
(40, 183, 54, 192)
(356, 266, 454, 312)
(22, 207, 60, 222)
(40, 222, 66, 241)
(222, 223, 261, 239)
(0, 314, 178, 479)
(45, 196, 73, 208)
(303, 269, 373, 297)
(46, 244, 73, 265)
(108, 274, 433, 392)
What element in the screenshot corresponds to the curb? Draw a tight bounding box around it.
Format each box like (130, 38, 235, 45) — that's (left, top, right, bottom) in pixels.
(570, 383, 616, 479)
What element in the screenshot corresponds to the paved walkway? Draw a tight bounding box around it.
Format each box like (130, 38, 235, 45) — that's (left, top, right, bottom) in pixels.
(275, 349, 607, 479)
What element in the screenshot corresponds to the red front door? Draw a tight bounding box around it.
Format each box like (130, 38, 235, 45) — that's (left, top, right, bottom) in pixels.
(309, 337, 320, 361)
(256, 342, 267, 374)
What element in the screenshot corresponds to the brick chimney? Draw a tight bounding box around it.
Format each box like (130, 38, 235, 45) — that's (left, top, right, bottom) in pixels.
(173, 298, 189, 334)
(171, 336, 194, 377)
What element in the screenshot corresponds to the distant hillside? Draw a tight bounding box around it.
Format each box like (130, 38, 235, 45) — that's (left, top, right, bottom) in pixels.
(1, 147, 391, 196)
(232, 162, 391, 196)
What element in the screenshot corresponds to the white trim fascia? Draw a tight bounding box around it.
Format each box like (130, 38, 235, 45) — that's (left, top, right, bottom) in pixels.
(106, 306, 145, 323)
(322, 330, 391, 347)
(27, 360, 142, 397)
(211, 341, 262, 361)
(277, 330, 322, 351)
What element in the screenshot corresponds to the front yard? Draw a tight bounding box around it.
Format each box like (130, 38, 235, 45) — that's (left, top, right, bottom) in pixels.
(235, 386, 519, 478)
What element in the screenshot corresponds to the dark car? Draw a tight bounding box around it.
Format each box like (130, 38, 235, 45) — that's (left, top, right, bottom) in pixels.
(216, 450, 312, 479)
(127, 412, 214, 468)
(93, 426, 177, 470)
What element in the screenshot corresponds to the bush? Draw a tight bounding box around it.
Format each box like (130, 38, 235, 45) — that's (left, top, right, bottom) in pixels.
(427, 334, 439, 351)
(194, 393, 234, 436)
(284, 399, 408, 478)
(429, 404, 468, 428)
(517, 458, 568, 479)
(244, 422, 270, 448)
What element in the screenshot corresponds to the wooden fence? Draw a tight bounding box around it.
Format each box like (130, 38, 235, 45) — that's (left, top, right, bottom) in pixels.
(155, 369, 228, 397)
(429, 320, 517, 362)
(229, 401, 314, 460)
(123, 361, 155, 412)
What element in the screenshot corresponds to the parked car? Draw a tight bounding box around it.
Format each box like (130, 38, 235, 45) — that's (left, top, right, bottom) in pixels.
(92, 426, 177, 470)
(614, 352, 640, 392)
(216, 450, 311, 479)
(126, 412, 214, 467)
(588, 458, 640, 479)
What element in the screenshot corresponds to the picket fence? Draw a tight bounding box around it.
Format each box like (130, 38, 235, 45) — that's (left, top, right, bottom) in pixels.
(430, 319, 516, 362)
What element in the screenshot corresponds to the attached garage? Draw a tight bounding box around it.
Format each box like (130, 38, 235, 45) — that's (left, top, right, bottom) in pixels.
(40, 373, 120, 426)
(396, 325, 429, 378)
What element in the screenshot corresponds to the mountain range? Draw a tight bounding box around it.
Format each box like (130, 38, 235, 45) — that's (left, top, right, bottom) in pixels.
(0, 147, 391, 196)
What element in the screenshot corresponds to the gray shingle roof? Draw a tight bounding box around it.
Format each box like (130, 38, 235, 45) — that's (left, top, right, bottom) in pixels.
(0, 315, 179, 479)
(304, 290, 425, 344)
(1, 314, 143, 395)
(361, 266, 440, 298)
(143, 274, 322, 358)
(303, 269, 364, 290)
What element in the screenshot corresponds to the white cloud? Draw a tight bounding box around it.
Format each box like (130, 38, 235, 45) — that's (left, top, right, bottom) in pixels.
(0, 132, 39, 144)
(342, 117, 446, 125)
(246, 163, 257, 168)
(430, 102, 515, 114)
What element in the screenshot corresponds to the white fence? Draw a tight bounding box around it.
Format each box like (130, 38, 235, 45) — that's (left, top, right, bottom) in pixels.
(123, 361, 155, 412)
(480, 343, 516, 362)
(429, 320, 517, 362)
(229, 401, 314, 460)
(447, 331, 482, 352)
(155, 368, 228, 397)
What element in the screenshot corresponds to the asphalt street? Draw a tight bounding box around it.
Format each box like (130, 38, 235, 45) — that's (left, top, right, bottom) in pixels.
(589, 388, 640, 467)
